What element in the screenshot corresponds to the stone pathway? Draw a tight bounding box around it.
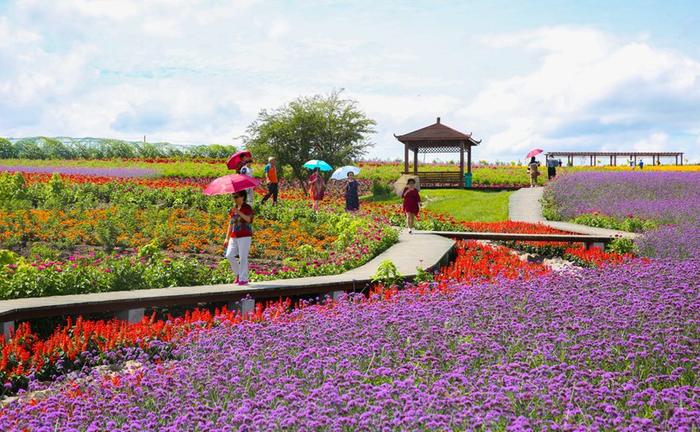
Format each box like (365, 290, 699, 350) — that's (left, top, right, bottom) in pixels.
(509, 187, 638, 239)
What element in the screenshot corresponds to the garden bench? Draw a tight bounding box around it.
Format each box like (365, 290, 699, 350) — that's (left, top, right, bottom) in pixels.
(409, 171, 464, 188)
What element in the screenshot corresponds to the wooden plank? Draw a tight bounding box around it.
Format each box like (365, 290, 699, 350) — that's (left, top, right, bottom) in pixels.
(417, 231, 616, 243)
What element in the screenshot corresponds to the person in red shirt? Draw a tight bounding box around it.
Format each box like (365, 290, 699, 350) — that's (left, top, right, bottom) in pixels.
(308, 168, 326, 212)
(224, 191, 254, 285)
(401, 178, 421, 233)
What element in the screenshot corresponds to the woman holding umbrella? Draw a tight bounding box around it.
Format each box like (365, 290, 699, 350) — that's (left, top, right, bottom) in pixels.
(224, 191, 254, 285)
(308, 167, 326, 212)
(204, 173, 260, 286)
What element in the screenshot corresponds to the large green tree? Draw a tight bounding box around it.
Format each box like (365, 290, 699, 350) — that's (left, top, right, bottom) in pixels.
(244, 91, 376, 187)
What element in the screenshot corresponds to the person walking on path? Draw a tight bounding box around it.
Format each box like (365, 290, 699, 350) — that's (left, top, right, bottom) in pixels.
(308, 167, 326, 212)
(546, 155, 558, 180)
(239, 157, 255, 204)
(402, 178, 421, 233)
(261, 156, 279, 205)
(527, 156, 541, 187)
(345, 171, 360, 212)
(224, 191, 253, 285)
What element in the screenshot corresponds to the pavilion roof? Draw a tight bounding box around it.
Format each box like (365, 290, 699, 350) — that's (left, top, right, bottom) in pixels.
(395, 117, 481, 145)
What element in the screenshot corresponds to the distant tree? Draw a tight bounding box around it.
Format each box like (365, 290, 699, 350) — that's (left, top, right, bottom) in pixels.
(41, 137, 74, 159)
(244, 91, 375, 187)
(0, 138, 17, 159)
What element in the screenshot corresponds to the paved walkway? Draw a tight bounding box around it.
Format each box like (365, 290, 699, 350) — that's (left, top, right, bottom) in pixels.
(0, 230, 455, 322)
(509, 187, 638, 239)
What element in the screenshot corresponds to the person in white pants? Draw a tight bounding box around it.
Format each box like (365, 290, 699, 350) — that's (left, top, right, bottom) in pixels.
(224, 191, 254, 285)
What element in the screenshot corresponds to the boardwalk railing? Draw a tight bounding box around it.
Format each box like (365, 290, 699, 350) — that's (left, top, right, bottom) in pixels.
(416, 231, 617, 250)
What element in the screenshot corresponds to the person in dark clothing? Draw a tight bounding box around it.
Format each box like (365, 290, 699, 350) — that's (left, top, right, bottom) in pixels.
(345, 171, 360, 212)
(546, 154, 558, 180)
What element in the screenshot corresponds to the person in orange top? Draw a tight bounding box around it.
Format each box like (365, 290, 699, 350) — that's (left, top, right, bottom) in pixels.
(224, 191, 254, 285)
(261, 156, 279, 205)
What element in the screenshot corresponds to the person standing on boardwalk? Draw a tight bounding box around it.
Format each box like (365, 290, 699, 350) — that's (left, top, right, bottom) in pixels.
(239, 157, 255, 204)
(402, 178, 420, 233)
(308, 167, 326, 212)
(345, 171, 360, 212)
(527, 157, 541, 187)
(224, 191, 253, 285)
(546, 154, 558, 180)
(261, 157, 279, 205)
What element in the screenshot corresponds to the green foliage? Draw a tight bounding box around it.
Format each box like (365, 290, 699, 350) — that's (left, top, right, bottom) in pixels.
(28, 244, 61, 261)
(244, 90, 376, 187)
(371, 179, 393, 199)
(371, 260, 403, 287)
(413, 266, 433, 283)
(572, 213, 657, 233)
(0, 249, 20, 267)
(0, 137, 237, 160)
(540, 189, 561, 221)
(607, 237, 636, 255)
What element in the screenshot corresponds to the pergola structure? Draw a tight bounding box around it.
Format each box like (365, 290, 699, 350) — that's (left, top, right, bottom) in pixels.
(394, 118, 481, 188)
(547, 151, 684, 166)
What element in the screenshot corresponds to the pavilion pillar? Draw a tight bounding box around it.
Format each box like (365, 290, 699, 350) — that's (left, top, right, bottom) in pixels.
(467, 146, 472, 174)
(413, 149, 418, 175)
(680, 153, 684, 165)
(633, 155, 637, 166)
(613, 155, 617, 166)
(404, 145, 409, 173)
(459, 142, 465, 177)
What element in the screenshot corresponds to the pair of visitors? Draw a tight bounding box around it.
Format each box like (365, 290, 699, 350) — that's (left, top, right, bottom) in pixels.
(261, 157, 279, 205)
(308, 170, 360, 212)
(546, 155, 559, 180)
(224, 191, 253, 286)
(402, 178, 421, 233)
(527, 157, 541, 187)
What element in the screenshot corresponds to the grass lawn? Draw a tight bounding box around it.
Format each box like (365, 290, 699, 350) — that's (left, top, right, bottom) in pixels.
(366, 189, 512, 222)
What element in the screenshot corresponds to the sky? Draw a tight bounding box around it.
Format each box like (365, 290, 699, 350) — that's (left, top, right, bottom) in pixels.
(1, 0, 700, 163)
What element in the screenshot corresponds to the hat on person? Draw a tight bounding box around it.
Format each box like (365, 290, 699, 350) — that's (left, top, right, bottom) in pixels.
(268, 156, 275, 161)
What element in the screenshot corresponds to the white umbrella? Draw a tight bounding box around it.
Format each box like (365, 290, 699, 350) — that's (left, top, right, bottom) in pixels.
(331, 165, 361, 180)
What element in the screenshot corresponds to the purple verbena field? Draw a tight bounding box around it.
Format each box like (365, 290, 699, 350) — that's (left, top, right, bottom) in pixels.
(0, 165, 158, 178)
(1, 257, 698, 431)
(547, 171, 700, 226)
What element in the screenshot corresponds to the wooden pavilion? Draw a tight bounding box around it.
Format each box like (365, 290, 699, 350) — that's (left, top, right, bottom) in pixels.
(546, 151, 684, 166)
(394, 117, 481, 188)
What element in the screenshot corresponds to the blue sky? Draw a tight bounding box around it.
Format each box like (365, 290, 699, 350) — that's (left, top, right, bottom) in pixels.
(1, 0, 699, 162)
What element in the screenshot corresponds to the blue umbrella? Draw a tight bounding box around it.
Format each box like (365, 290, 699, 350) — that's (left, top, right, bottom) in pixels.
(303, 159, 333, 171)
(331, 165, 361, 180)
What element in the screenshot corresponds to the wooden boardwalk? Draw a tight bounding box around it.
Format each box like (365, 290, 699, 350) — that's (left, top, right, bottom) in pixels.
(0, 230, 455, 335)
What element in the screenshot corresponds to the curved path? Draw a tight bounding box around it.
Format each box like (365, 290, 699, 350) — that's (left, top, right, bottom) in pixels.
(509, 187, 638, 239)
(0, 230, 454, 330)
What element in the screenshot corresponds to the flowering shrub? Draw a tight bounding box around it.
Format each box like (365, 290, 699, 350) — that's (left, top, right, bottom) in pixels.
(0, 255, 697, 430)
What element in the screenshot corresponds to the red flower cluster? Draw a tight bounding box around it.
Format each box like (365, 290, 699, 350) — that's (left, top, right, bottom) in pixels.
(564, 246, 635, 267)
(436, 240, 550, 283)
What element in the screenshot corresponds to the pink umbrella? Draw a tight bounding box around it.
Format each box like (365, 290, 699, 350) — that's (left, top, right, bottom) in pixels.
(525, 149, 543, 159)
(226, 150, 252, 170)
(203, 174, 260, 196)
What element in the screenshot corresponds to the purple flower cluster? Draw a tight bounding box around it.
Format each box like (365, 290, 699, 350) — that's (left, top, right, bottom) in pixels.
(636, 223, 700, 260)
(0, 165, 158, 178)
(547, 171, 700, 225)
(2, 257, 698, 430)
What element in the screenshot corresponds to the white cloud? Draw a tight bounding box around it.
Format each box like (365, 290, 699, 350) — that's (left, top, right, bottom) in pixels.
(1, 1, 700, 163)
(458, 26, 700, 161)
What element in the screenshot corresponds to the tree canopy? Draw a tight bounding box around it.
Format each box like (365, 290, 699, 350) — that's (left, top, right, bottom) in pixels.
(243, 91, 376, 186)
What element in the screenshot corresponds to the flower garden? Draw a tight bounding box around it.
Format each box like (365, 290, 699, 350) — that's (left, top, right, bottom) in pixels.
(0, 157, 698, 430)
